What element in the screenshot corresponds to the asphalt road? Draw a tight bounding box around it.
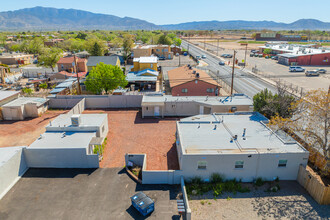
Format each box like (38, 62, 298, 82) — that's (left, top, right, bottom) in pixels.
(182, 40, 277, 98)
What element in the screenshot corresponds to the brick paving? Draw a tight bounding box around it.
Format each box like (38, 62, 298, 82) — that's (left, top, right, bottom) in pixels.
(0, 110, 67, 148)
(84, 109, 180, 170)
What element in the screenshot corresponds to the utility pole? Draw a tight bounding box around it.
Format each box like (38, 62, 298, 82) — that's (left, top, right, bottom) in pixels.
(217, 38, 219, 57)
(178, 54, 181, 67)
(230, 50, 237, 96)
(204, 37, 206, 50)
(243, 43, 248, 69)
(74, 54, 81, 95)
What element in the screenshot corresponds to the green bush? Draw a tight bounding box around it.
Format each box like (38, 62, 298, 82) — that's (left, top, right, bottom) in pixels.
(210, 173, 224, 183)
(189, 176, 203, 185)
(213, 183, 223, 197)
(255, 177, 265, 187)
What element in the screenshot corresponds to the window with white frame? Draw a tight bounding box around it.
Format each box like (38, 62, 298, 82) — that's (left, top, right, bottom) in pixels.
(278, 160, 287, 167)
(182, 88, 188, 93)
(197, 161, 207, 169)
(235, 160, 244, 169)
(150, 64, 153, 68)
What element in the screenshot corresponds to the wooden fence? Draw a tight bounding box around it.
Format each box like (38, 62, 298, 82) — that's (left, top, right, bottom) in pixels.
(297, 165, 330, 205)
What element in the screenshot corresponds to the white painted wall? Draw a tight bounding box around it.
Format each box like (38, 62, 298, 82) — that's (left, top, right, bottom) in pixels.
(23, 148, 99, 168)
(0, 147, 28, 200)
(50, 95, 143, 109)
(180, 152, 309, 182)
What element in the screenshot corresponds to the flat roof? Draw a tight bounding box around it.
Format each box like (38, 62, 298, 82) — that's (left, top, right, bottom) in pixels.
(142, 94, 253, 106)
(133, 57, 158, 63)
(0, 146, 26, 168)
(47, 114, 107, 130)
(177, 112, 306, 155)
(0, 91, 20, 102)
(3, 97, 47, 107)
(126, 73, 157, 82)
(259, 44, 330, 56)
(29, 131, 96, 149)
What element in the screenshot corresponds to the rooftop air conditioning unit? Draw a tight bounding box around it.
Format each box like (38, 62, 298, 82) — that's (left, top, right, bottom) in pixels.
(196, 73, 200, 78)
(193, 70, 196, 74)
(71, 114, 81, 127)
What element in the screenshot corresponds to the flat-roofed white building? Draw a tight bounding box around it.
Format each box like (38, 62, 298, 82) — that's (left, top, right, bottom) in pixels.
(142, 94, 253, 118)
(2, 97, 48, 120)
(24, 113, 108, 168)
(175, 112, 309, 182)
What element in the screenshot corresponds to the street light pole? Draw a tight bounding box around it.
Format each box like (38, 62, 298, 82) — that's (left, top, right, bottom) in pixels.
(230, 50, 237, 96)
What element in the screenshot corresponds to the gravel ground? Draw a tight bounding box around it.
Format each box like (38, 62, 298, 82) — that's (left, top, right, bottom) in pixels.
(189, 181, 330, 220)
(0, 110, 67, 147)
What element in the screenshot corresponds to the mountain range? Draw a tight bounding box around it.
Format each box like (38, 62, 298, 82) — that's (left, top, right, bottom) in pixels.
(0, 7, 329, 31)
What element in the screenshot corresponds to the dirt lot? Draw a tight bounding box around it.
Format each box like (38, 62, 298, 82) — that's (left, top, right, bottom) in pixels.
(84, 110, 180, 170)
(0, 110, 67, 148)
(189, 181, 330, 220)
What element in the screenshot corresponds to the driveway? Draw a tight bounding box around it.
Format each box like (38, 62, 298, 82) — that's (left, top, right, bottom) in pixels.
(0, 168, 182, 220)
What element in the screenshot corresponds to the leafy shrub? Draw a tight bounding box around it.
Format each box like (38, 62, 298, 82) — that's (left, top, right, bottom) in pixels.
(189, 176, 203, 185)
(213, 183, 223, 197)
(210, 173, 224, 183)
(255, 177, 265, 187)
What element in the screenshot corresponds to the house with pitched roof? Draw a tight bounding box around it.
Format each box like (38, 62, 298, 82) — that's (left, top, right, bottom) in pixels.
(87, 56, 120, 72)
(57, 56, 87, 73)
(167, 65, 221, 96)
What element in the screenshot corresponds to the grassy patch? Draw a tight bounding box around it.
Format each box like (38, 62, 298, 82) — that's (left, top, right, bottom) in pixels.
(238, 41, 267, 44)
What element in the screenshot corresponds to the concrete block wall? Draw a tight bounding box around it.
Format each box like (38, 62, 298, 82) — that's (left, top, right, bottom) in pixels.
(0, 147, 28, 200)
(23, 148, 99, 168)
(50, 95, 143, 109)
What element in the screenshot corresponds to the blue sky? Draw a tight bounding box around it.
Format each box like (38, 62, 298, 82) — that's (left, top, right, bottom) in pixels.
(1, 0, 329, 25)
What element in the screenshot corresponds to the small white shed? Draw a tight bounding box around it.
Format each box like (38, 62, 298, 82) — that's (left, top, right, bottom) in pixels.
(2, 97, 48, 120)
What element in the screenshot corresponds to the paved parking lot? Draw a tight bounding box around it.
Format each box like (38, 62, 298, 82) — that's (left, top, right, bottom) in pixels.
(0, 110, 67, 148)
(84, 110, 180, 170)
(203, 41, 330, 91)
(0, 168, 182, 220)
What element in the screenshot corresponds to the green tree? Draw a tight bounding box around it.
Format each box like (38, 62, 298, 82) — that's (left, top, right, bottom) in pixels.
(90, 42, 103, 56)
(39, 83, 48, 90)
(75, 32, 88, 40)
(263, 48, 272, 55)
(122, 34, 134, 61)
(253, 88, 274, 115)
(22, 88, 33, 95)
(84, 62, 128, 94)
(157, 34, 172, 45)
(85, 38, 107, 56)
(167, 33, 177, 40)
(37, 47, 63, 72)
(173, 37, 182, 47)
(253, 86, 295, 119)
